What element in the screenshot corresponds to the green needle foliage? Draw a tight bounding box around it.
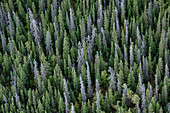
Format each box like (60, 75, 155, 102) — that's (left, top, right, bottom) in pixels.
(0, 0, 169, 112)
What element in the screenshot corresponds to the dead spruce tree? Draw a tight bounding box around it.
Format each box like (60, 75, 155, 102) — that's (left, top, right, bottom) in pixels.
(125, 20, 128, 45)
(40, 63, 46, 82)
(34, 59, 38, 83)
(117, 73, 121, 97)
(165, 64, 169, 78)
(96, 79, 101, 112)
(45, 31, 53, 55)
(71, 104, 75, 113)
(64, 93, 69, 113)
(7, 13, 15, 36)
(66, 11, 70, 29)
(138, 73, 142, 96)
(29, 9, 41, 46)
(86, 35, 94, 63)
(70, 8, 75, 31)
(80, 75, 87, 102)
(137, 26, 141, 48)
(108, 67, 116, 92)
(86, 61, 93, 98)
(149, 84, 153, 102)
(97, 4, 103, 32)
(155, 74, 158, 101)
(3, 95, 8, 108)
(77, 42, 85, 74)
(15, 93, 19, 108)
(137, 49, 141, 64)
(0, 30, 7, 52)
(64, 78, 70, 103)
(87, 15, 92, 35)
(8, 37, 14, 55)
(124, 45, 127, 62)
(141, 84, 145, 111)
(130, 43, 134, 68)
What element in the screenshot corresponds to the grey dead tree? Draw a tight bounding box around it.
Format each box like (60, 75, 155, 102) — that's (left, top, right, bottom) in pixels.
(51, 4, 54, 22)
(29, 8, 41, 46)
(164, 49, 168, 65)
(64, 78, 70, 103)
(15, 93, 19, 108)
(165, 64, 169, 78)
(87, 15, 92, 35)
(45, 31, 53, 55)
(141, 84, 145, 111)
(7, 12, 15, 36)
(124, 44, 127, 62)
(86, 28, 96, 62)
(149, 84, 153, 102)
(130, 43, 134, 68)
(3, 95, 9, 108)
(70, 8, 75, 31)
(0, 30, 7, 52)
(96, 89, 101, 112)
(168, 103, 170, 113)
(137, 26, 141, 48)
(117, 74, 121, 97)
(86, 61, 93, 98)
(86, 35, 94, 63)
(138, 73, 143, 96)
(8, 37, 14, 55)
(97, 4, 103, 32)
(115, 0, 120, 12)
(34, 59, 38, 82)
(64, 93, 69, 113)
(96, 79, 101, 111)
(80, 75, 87, 102)
(0, 8, 5, 30)
(155, 74, 158, 101)
(66, 11, 70, 29)
(137, 49, 141, 64)
(71, 104, 75, 113)
(77, 42, 85, 74)
(125, 20, 128, 45)
(40, 63, 46, 82)
(108, 67, 116, 92)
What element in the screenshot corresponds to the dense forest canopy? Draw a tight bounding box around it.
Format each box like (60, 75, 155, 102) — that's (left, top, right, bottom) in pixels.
(0, 0, 169, 112)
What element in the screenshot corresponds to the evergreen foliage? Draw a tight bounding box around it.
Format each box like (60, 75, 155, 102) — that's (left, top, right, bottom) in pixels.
(0, 0, 169, 112)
